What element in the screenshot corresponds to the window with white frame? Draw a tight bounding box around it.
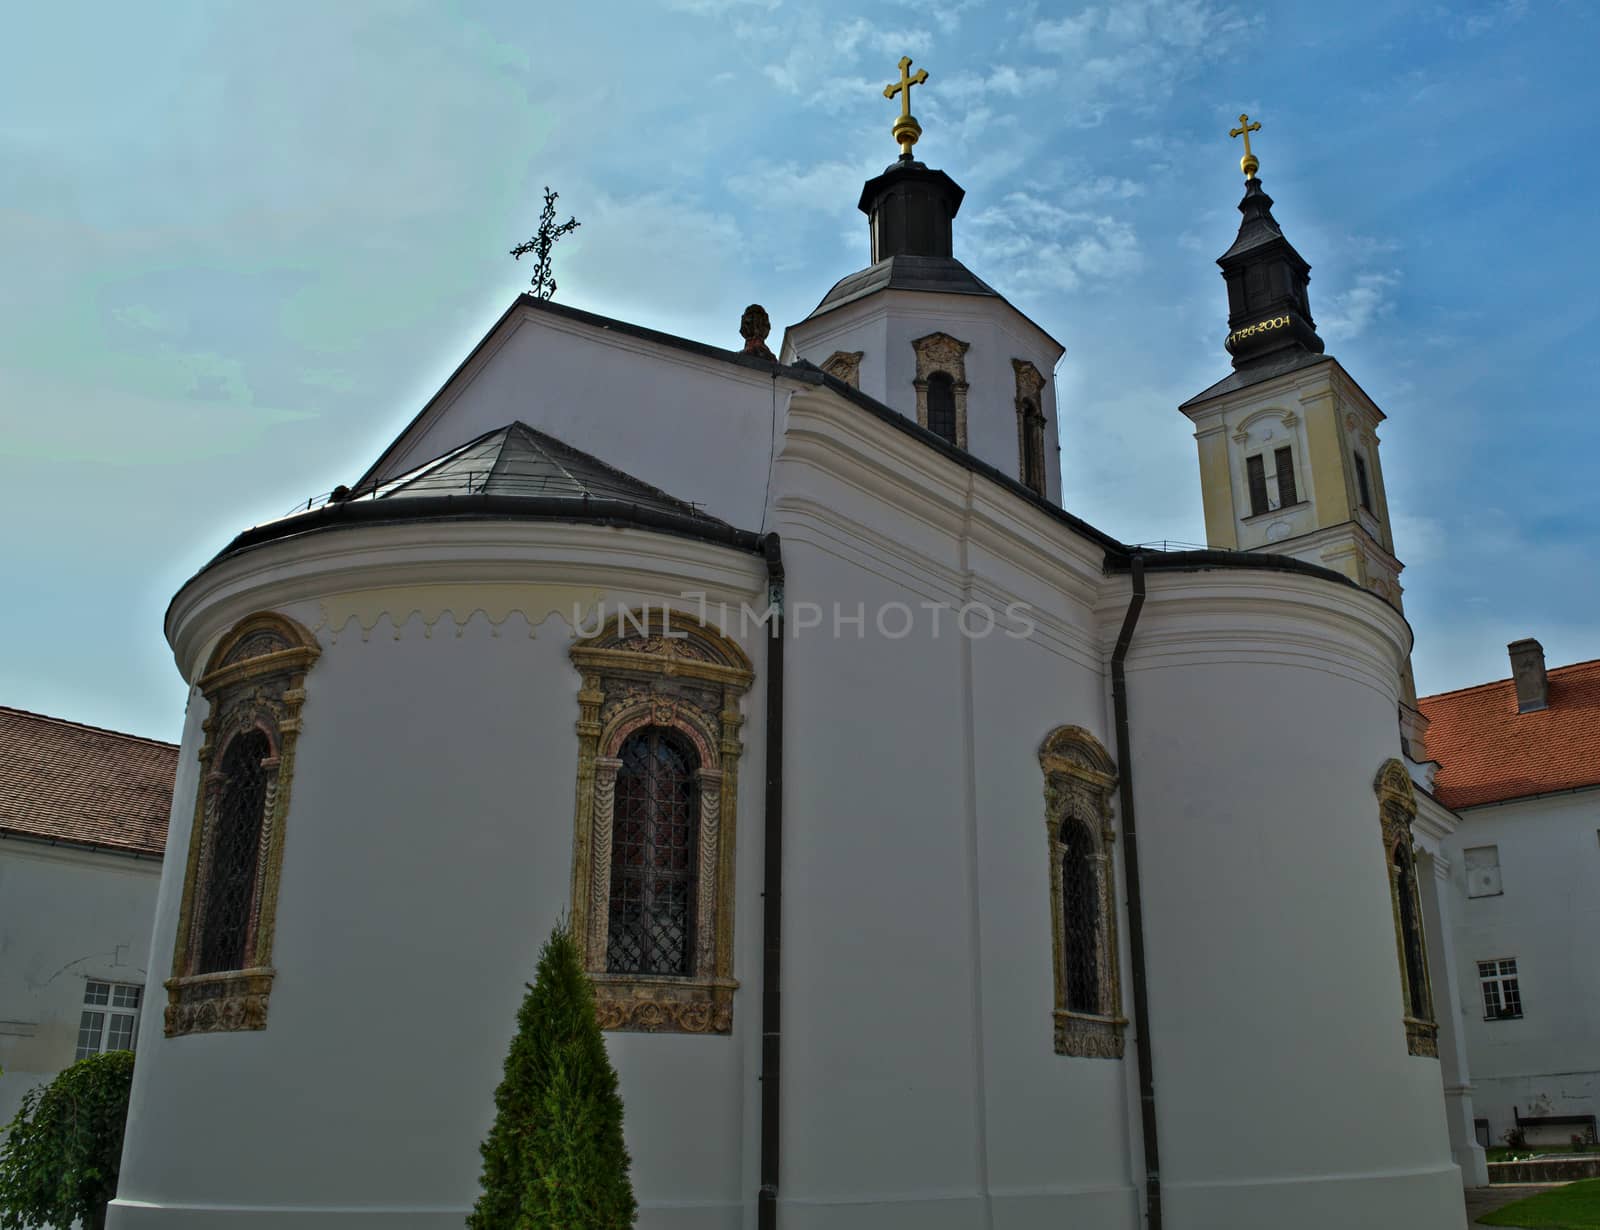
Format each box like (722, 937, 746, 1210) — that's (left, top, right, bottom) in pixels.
(75, 980, 142, 1060)
(1479, 958, 1522, 1021)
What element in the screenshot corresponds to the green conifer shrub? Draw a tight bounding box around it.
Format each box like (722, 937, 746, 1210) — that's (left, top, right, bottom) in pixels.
(0, 1049, 135, 1230)
(468, 921, 636, 1228)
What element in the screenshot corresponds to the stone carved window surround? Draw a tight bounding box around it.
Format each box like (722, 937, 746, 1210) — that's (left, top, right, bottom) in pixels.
(912, 331, 970, 449)
(570, 611, 754, 1034)
(1039, 726, 1125, 1059)
(1375, 759, 1439, 1058)
(167, 611, 320, 1038)
(1013, 358, 1048, 496)
(821, 349, 864, 389)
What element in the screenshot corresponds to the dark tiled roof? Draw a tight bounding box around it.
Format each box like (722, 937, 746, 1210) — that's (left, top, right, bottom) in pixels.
(1180, 350, 1332, 410)
(0, 706, 176, 857)
(366, 422, 728, 526)
(803, 254, 1001, 320)
(1420, 658, 1600, 809)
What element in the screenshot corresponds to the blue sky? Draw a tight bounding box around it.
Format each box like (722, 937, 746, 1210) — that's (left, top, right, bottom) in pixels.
(2, 0, 1595, 742)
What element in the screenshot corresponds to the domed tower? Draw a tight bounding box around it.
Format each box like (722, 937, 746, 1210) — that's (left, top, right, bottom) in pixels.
(1178, 117, 1429, 760)
(781, 58, 1065, 503)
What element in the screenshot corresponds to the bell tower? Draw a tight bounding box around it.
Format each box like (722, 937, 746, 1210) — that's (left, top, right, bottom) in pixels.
(1178, 117, 1428, 759)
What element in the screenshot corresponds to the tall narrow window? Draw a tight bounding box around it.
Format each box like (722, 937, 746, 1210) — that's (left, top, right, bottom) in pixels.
(1013, 359, 1048, 497)
(607, 728, 699, 977)
(198, 730, 273, 974)
(1061, 819, 1101, 1013)
(911, 332, 970, 448)
(926, 372, 957, 444)
(1039, 726, 1124, 1059)
(570, 610, 754, 1035)
(1354, 452, 1373, 511)
(168, 611, 319, 1038)
(1246, 454, 1270, 516)
(1374, 759, 1438, 1057)
(1274, 446, 1298, 506)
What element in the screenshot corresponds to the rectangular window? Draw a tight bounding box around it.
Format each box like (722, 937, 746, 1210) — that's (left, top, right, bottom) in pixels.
(74, 980, 142, 1060)
(1273, 446, 1298, 507)
(1478, 958, 1522, 1021)
(1246, 454, 1270, 516)
(1354, 453, 1373, 511)
(1465, 845, 1503, 897)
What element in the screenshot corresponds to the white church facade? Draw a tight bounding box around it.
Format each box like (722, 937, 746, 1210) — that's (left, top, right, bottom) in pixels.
(111, 84, 1473, 1230)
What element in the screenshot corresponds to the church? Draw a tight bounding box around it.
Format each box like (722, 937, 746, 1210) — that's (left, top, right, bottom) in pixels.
(109, 64, 1473, 1229)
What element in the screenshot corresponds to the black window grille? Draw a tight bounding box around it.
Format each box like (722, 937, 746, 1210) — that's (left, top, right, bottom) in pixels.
(1274, 446, 1298, 506)
(1355, 453, 1373, 511)
(927, 372, 957, 444)
(608, 728, 699, 976)
(1062, 817, 1101, 1014)
(1246, 454, 1270, 516)
(1394, 845, 1430, 1020)
(199, 730, 272, 974)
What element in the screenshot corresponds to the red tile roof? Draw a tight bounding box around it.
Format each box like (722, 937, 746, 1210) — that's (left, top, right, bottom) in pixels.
(1420, 658, 1600, 810)
(0, 706, 177, 858)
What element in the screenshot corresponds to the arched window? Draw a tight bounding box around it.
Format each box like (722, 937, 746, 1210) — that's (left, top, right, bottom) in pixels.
(169, 611, 319, 1037)
(570, 610, 755, 1035)
(1013, 359, 1048, 497)
(926, 372, 957, 444)
(1374, 759, 1438, 1057)
(1039, 726, 1124, 1059)
(608, 728, 700, 977)
(198, 730, 273, 975)
(1061, 817, 1100, 1013)
(911, 332, 969, 448)
(1394, 842, 1429, 1019)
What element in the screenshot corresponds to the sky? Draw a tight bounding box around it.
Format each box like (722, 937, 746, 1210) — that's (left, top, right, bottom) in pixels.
(2, 0, 1596, 743)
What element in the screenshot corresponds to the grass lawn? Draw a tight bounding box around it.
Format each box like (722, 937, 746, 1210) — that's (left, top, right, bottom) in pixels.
(1479, 1179, 1600, 1228)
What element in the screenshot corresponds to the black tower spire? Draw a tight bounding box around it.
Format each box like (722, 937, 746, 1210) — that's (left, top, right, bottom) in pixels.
(1216, 175, 1325, 370)
(857, 157, 965, 262)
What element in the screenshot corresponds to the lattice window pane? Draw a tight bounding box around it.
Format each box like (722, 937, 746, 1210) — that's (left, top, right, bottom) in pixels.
(199, 729, 273, 974)
(83, 980, 110, 1006)
(76, 1011, 105, 1061)
(111, 985, 141, 1009)
(607, 728, 698, 976)
(1062, 818, 1101, 1014)
(106, 1012, 136, 1051)
(927, 373, 957, 444)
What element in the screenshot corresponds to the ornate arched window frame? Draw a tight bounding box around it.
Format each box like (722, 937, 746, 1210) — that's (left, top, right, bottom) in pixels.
(1013, 358, 1048, 496)
(821, 349, 864, 389)
(167, 611, 319, 1037)
(1039, 726, 1124, 1058)
(912, 331, 970, 449)
(570, 610, 754, 1035)
(1375, 758, 1438, 1058)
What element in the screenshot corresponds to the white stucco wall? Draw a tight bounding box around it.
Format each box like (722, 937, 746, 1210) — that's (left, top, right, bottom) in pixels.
(1120, 568, 1464, 1228)
(0, 841, 161, 1124)
(112, 526, 768, 1230)
(1443, 787, 1600, 1142)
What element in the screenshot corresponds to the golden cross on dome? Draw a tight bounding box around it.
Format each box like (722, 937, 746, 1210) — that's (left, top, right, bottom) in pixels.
(1230, 113, 1263, 179)
(883, 56, 930, 157)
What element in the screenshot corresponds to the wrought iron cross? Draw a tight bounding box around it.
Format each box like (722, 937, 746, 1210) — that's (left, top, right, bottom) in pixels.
(1230, 113, 1262, 179)
(883, 56, 930, 156)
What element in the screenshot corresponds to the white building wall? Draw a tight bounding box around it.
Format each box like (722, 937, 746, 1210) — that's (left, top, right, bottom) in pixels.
(1442, 787, 1600, 1142)
(0, 842, 161, 1123)
(1120, 569, 1464, 1228)
(112, 526, 769, 1230)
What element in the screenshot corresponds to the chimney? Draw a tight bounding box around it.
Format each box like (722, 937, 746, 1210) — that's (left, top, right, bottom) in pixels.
(1508, 639, 1549, 712)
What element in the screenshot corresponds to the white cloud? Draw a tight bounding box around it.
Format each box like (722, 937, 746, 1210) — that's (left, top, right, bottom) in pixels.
(1320, 270, 1400, 343)
(1444, 0, 1530, 39)
(963, 191, 1141, 294)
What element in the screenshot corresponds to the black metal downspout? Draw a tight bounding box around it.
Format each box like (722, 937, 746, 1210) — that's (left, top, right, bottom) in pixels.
(1111, 553, 1162, 1230)
(758, 532, 785, 1230)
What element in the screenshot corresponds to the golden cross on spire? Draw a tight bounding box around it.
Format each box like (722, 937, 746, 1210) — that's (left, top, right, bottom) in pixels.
(1229, 113, 1263, 180)
(883, 56, 930, 157)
